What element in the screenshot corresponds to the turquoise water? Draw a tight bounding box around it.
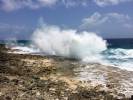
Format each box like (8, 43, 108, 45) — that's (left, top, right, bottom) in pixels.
(1, 39, 133, 71)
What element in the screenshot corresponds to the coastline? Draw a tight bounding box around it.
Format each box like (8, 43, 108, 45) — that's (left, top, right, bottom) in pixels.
(0, 44, 133, 100)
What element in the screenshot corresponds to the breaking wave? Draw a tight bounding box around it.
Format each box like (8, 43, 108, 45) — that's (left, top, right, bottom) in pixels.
(104, 48, 133, 71)
(6, 24, 133, 71)
(32, 24, 107, 63)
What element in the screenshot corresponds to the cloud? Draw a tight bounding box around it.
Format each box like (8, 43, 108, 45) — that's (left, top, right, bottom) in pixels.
(80, 12, 108, 29)
(61, 0, 132, 7)
(0, 22, 34, 39)
(107, 13, 130, 21)
(94, 0, 132, 7)
(0, 22, 37, 33)
(1, 0, 132, 11)
(80, 12, 132, 29)
(80, 12, 133, 38)
(0, 0, 58, 11)
(62, 0, 88, 7)
(0, 23, 29, 31)
(0, 0, 88, 11)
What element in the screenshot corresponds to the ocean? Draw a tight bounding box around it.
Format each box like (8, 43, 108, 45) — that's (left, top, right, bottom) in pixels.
(104, 38, 133, 71)
(1, 38, 133, 71)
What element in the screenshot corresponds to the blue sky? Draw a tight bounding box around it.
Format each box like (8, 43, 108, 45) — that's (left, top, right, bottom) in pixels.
(0, 0, 133, 39)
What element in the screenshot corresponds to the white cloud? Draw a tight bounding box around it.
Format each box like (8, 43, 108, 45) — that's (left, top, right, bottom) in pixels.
(94, 0, 132, 7)
(1, 0, 58, 11)
(62, 0, 132, 7)
(0, 0, 88, 11)
(38, 0, 58, 6)
(0, 22, 33, 34)
(0, 0, 132, 11)
(80, 12, 133, 38)
(0, 22, 34, 39)
(80, 12, 132, 29)
(80, 12, 108, 28)
(0, 23, 25, 30)
(124, 23, 133, 29)
(62, 0, 88, 7)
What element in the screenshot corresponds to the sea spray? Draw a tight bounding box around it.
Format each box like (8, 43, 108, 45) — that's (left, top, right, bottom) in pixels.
(5, 25, 133, 71)
(32, 24, 107, 62)
(6, 39, 40, 54)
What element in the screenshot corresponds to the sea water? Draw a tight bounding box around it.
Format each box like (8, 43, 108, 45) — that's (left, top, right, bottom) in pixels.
(1, 24, 133, 72)
(2, 38, 133, 71)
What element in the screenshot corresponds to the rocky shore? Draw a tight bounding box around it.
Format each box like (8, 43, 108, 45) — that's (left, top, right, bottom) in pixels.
(0, 44, 133, 100)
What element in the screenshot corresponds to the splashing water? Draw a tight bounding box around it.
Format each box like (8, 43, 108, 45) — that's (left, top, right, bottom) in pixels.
(6, 24, 133, 71)
(32, 24, 107, 63)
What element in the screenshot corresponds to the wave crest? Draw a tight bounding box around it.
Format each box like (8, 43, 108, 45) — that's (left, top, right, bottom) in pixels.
(32, 24, 107, 62)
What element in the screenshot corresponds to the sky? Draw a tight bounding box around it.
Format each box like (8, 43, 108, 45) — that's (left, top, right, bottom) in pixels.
(0, 0, 133, 40)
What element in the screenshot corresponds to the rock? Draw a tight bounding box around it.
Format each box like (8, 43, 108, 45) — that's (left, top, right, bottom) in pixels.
(131, 95, 133, 100)
(0, 76, 9, 83)
(0, 44, 132, 100)
(11, 79, 19, 85)
(106, 83, 115, 89)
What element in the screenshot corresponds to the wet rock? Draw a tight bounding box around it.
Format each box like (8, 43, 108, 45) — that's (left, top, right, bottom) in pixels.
(106, 83, 115, 89)
(5, 96, 12, 100)
(11, 79, 19, 85)
(131, 95, 133, 100)
(0, 44, 132, 100)
(0, 76, 9, 83)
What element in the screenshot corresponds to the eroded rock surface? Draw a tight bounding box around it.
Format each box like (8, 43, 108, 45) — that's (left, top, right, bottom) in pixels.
(0, 44, 133, 100)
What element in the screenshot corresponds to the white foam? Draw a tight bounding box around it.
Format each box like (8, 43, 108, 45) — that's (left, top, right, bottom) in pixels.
(6, 24, 133, 72)
(32, 24, 107, 62)
(104, 48, 133, 71)
(9, 45, 40, 54)
(115, 62, 133, 71)
(107, 48, 133, 59)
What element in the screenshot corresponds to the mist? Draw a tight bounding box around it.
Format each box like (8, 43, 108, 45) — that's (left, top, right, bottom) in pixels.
(32, 24, 107, 62)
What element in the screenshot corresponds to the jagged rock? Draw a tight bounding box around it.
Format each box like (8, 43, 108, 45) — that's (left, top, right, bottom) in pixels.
(0, 44, 132, 100)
